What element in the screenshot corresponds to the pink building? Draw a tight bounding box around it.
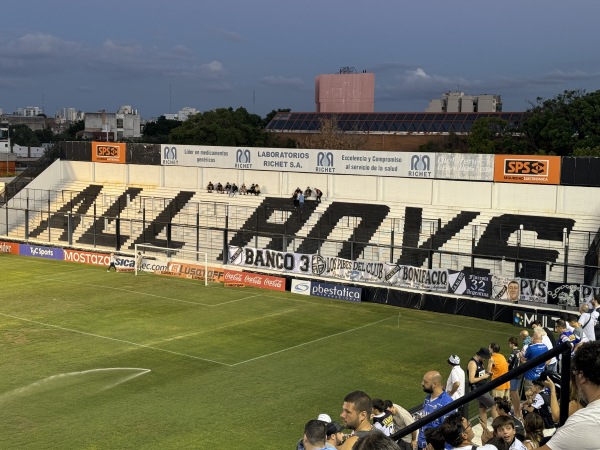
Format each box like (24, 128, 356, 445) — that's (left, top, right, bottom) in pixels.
(315, 72, 375, 113)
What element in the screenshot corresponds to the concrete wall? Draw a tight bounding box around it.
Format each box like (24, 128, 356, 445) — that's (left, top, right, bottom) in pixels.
(35, 160, 600, 220)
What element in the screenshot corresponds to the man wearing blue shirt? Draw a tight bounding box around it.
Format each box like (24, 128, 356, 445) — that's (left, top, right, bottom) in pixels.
(520, 332, 549, 391)
(417, 371, 453, 450)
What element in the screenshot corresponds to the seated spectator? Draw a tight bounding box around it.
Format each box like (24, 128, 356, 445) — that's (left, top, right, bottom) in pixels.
(239, 183, 247, 195)
(353, 433, 401, 450)
(304, 186, 312, 198)
(490, 415, 527, 450)
(493, 397, 525, 441)
(216, 182, 224, 193)
(254, 183, 261, 195)
(224, 182, 231, 193)
(248, 184, 256, 195)
(522, 413, 544, 450)
(206, 181, 214, 193)
(441, 412, 509, 450)
(522, 380, 553, 429)
(230, 183, 238, 196)
(424, 427, 445, 450)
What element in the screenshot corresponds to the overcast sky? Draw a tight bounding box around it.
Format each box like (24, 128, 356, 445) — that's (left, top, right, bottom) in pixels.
(1, 0, 599, 120)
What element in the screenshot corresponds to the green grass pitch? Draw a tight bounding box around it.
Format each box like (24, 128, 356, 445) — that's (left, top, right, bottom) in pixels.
(0, 254, 517, 449)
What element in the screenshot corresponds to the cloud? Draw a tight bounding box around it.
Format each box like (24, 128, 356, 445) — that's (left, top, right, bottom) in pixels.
(213, 29, 244, 42)
(260, 75, 306, 89)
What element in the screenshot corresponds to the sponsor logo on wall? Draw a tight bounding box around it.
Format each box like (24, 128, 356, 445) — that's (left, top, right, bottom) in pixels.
(310, 281, 362, 302)
(92, 142, 126, 163)
(20, 244, 64, 260)
(64, 249, 109, 265)
(494, 155, 561, 185)
(162, 261, 225, 282)
(0, 241, 19, 254)
(228, 246, 312, 274)
(162, 145, 179, 165)
(513, 311, 561, 329)
(409, 154, 432, 178)
(235, 148, 252, 169)
(223, 270, 285, 291)
(291, 279, 311, 296)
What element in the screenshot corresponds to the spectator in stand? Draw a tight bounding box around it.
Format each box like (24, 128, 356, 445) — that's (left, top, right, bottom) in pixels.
(446, 354, 465, 400)
(520, 332, 549, 391)
(229, 183, 238, 196)
(441, 412, 509, 450)
(301, 419, 328, 450)
(576, 303, 596, 341)
(417, 371, 453, 450)
(254, 183, 261, 195)
(371, 399, 395, 436)
(531, 327, 557, 373)
(555, 319, 583, 360)
(522, 413, 544, 450)
(206, 181, 214, 193)
(468, 347, 496, 426)
(488, 343, 510, 399)
(315, 187, 323, 203)
(248, 184, 256, 195)
(492, 397, 525, 442)
(424, 428, 445, 450)
(224, 181, 231, 194)
(531, 320, 556, 347)
(324, 421, 344, 449)
(542, 375, 585, 424)
(522, 380, 553, 429)
(489, 415, 527, 450)
(353, 433, 401, 450)
(567, 315, 585, 344)
(507, 336, 523, 420)
(384, 400, 417, 450)
(298, 191, 305, 210)
(338, 390, 376, 450)
(538, 341, 600, 449)
(216, 182, 223, 193)
(519, 330, 531, 354)
(304, 186, 312, 198)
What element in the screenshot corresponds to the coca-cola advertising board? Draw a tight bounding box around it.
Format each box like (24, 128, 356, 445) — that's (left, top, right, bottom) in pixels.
(224, 270, 286, 291)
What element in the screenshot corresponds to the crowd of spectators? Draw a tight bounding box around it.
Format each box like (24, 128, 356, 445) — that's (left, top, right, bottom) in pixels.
(294, 301, 600, 449)
(206, 181, 261, 196)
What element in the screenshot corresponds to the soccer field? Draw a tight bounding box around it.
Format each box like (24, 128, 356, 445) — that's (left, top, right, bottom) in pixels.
(0, 254, 517, 449)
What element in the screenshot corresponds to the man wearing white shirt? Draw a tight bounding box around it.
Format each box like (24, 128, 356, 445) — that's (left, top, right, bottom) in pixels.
(446, 355, 465, 401)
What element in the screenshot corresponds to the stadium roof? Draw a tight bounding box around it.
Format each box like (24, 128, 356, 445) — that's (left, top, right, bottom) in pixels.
(265, 111, 526, 134)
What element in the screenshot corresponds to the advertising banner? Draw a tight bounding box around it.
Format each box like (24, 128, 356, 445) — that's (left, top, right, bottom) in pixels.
(92, 142, 126, 163)
(64, 249, 109, 266)
(19, 244, 64, 260)
(435, 153, 494, 181)
(162, 261, 225, 282)
(162, 144, 435, 178)
(291, 279, 311, 296)
(310, 281, 362, 302)
(513, 310, 561, 329)
(0, 241, 19, 255)
(447, 271, 492, 298)
(493, 155, 561, 185)
(492, 276, 520, 302)
(223, 270, 285, 291)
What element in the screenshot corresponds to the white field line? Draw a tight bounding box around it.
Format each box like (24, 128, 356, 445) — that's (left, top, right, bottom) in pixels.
(147, 307, 299, 345)
(0, 312, 232, 366)
(230, 316, 395, 366)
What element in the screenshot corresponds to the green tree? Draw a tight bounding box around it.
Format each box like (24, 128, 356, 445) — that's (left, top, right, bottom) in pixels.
(143, 116, 182, 143)
(522, 89, 600, 156)
(10, 124, 41, 147)
(467, 117, 527, 154)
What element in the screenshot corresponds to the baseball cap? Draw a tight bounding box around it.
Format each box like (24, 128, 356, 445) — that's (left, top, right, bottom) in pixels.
(326, 421, 344, 436)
